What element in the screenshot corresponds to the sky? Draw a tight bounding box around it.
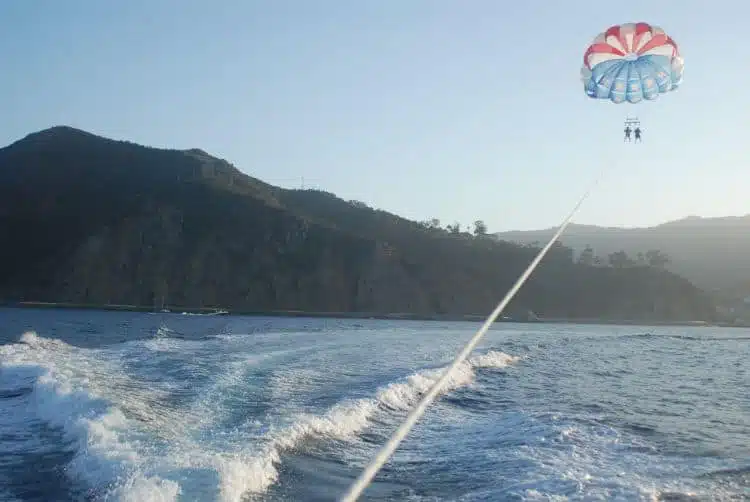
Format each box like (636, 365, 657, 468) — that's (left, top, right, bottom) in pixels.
(2, 0, 748, 232)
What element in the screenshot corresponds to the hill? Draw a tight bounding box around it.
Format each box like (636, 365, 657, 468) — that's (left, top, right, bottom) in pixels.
(494, 217, 750, 294)
(0, 126, 717, 323)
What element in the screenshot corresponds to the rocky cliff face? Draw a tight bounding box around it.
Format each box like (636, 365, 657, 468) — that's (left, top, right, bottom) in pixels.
(0, 126, 717, 322)
(47, 202, 370, 311)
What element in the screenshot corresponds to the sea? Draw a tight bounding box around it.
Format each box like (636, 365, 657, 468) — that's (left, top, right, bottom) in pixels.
(0, 307, 747, 502)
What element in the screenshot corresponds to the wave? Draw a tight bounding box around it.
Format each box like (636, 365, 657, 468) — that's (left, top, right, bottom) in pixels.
(1, 330, 519, 502)
(215, 350, 520, 500)
(0, 332, 185, 502)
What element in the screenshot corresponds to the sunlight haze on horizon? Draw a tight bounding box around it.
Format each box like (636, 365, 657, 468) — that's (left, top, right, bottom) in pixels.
(2, 0, 747, 232)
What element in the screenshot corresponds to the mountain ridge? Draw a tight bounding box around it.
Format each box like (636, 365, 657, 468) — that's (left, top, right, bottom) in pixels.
(500, 214, 750, 235)
(495, 217, 750, 293)
(0, 126, 718, 322)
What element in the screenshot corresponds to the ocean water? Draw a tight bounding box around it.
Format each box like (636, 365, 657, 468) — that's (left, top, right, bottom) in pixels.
(0, 307, 748, 502)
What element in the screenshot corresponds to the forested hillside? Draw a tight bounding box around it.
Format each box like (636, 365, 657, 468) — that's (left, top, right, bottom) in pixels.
(0, 126, 717, 322)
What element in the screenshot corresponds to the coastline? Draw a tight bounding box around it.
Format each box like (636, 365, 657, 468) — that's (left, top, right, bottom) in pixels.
(1, 300, 737, 328)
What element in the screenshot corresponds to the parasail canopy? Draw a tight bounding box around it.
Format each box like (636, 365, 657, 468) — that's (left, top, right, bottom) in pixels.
(581, 22, 683, 104)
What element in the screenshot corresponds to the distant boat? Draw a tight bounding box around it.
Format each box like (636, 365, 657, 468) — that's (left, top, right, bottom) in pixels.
(180, 309, 229, 316)
(157, 293, 170, 313)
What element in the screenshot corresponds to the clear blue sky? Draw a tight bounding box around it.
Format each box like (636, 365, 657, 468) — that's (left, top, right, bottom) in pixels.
(2, 1, 747, 231)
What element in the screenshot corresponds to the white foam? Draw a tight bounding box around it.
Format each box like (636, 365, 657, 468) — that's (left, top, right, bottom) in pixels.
(104, 474, 181, 502)
(217, 350, 520, 499)
(505, 416, 722, 501)
(0, 331, 180, 502)
(1, 331, 519, 502)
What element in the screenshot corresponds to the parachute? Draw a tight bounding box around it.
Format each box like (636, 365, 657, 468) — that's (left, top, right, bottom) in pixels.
(581, 22, 683, 104)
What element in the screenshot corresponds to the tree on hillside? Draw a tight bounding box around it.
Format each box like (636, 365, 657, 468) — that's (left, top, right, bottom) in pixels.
(577, 245, 595, 266)
(446, 222, 461, 234)
(548, 241, 575, 264)
(608, 250, 635, 269)
(419, 218, 442, 230)
(645, 249, 670, 268)
(473, 220, 488, 237)
(349, 199, 371, 210)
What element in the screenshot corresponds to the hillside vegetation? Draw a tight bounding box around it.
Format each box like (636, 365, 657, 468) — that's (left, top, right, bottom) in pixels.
(0, 126, 717, 322)
(494, 218, 750, 294)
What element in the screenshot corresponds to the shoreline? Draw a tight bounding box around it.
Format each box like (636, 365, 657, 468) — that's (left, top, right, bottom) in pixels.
(1, 300, 741, 328)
